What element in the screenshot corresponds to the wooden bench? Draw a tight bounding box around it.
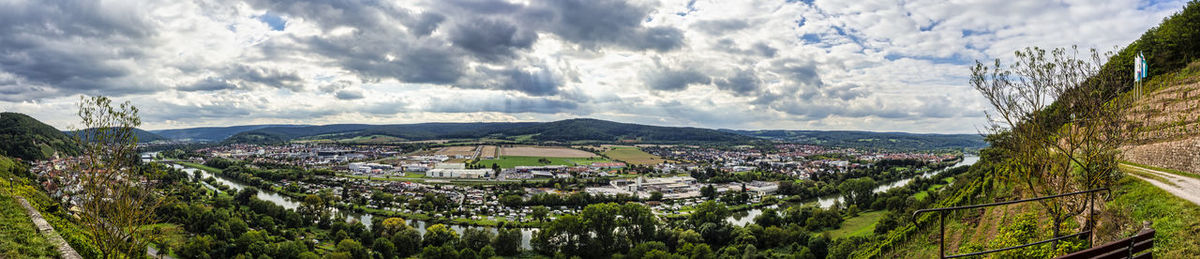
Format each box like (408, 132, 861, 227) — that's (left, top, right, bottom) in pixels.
(1055, 223, 1155, 259)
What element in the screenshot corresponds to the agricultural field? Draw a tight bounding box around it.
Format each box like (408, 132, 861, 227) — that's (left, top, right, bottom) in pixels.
(435, 146, 478, 158)
(479, 145, 498, 159)
(601, 145, 668, 165)
(478, 156, 612, 168)
(500, 146, 598, 157)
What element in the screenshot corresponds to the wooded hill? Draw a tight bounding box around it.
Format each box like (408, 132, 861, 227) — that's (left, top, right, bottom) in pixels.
(0, 112, 79, 161)
(722, 129, 986, 151)
(222, 118, 755, 144)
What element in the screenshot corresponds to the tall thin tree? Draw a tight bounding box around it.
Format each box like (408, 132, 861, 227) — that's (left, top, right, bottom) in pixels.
(972, 46, 1134, 250)
(70, 96, 161, 258)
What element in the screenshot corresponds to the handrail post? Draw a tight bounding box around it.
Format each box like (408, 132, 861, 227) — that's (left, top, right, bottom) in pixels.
(939, 211, 946, 259)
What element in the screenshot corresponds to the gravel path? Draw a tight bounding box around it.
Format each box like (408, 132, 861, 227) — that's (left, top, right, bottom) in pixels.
(1124, 164, 1200, 206)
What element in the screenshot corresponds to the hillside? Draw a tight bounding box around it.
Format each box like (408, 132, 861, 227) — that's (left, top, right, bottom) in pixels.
(723, 129, 986, 151)
(0, 112, 79, 161)
(1120, 61, 1200, 173)
(150, 124, 308, 142)
(860, 1, 1200, 257)
(224, 118, 753, 144)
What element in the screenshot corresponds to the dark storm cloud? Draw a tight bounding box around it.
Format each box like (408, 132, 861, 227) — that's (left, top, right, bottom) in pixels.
(823, 83, 865, 101)
(244, 0, 406, 32)
(448, 18, 538, 62)
(407, 12, 445, 37)
(304, 35, 466, 84)
(713, 39, 777, 57)
(426, 95, 578, 114)
(335, 89, 364, 100)
(229, 65, 303, 90)
(773, 59, 823, 87)
(715, 69, 761, 95)
(464, 65, 563, 96)
(528, 0, 686, 51)
(693, 19, 751, 35)
(643, 68, 710, 91)
(0, 0, 157, 100)
(179, 78, 238, 92)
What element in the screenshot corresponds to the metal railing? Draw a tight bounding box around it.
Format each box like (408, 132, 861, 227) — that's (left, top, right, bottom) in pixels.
(913, 188, 1110, 258)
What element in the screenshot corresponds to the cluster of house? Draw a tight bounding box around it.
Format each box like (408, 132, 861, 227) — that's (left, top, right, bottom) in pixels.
(642, 144, 960, 180)
(585, 176, 779, 200)
(198, 144, 406, 168)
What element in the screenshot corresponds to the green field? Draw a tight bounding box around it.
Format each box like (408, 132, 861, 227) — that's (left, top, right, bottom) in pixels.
(829, 211, 887, 239)
(478, 156, 612, 168)
(177, 161, 224, 173)
(602, 146, 667, 165)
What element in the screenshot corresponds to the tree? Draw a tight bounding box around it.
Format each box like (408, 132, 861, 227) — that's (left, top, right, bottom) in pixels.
(687, 201, 730, 228)
(336, 239, 368, 259)
(972, 46, 1131, 248)
(700, 185, 717, 200)
(70, 96, 162, 258)
(373, 237, 396, 259)
(837, 177, 875, 209)
(460, 228, 494, 251)
(531, 205, 551, 222)
(380, 217, 410, 237)
(492, 228, 522, 256)
(391, 228, 423, 257)
(649, 191, 664, 201)
(423, 224, 459, 248)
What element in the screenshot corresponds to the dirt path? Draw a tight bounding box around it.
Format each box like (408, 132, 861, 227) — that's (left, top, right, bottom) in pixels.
(1123, 164, 1200, 206)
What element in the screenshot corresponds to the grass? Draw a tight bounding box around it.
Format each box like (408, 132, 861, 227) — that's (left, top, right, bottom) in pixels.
(1120, 161, 1200, 180)
(0, 191, 58, 258)
(601, 146, 667, 165)
(140, 223, 187, 257)
(1107, 177, 1200, 257)
(177, 161, 224, 173)
(829, 210, 887, 239)
(478, 156, 611, 169)
(1121, 165, 1178, 187)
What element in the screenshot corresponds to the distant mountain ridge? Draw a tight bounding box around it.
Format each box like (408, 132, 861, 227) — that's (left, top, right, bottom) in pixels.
(149, 124, 309, 142)
(222, 119, 753, 144)
(722, 129, 986, 151)
(65, 128, 168, 143)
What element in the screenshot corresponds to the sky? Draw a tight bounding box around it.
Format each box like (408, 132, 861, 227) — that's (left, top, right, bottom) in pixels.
(0, 0, 1188, 133)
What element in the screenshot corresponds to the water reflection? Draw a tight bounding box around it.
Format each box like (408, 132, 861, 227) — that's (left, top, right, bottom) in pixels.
(729, 155, 979, 226)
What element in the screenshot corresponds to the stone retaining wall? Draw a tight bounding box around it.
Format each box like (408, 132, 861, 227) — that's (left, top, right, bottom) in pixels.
(16, 196, 82, 259)
(1122, 136, 1200, 174)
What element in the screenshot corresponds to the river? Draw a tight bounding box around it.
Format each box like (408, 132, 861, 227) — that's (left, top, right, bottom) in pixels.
(727, 155, 979, 226)
(163, 161, 535, 249)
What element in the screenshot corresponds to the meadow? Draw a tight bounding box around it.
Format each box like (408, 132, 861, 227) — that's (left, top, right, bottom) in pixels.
(601, 146, 667, 165)
(478, 156, 612, 168)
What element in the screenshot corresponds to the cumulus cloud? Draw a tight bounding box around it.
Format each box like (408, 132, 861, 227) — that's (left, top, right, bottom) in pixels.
(0, 0, 1188, 133)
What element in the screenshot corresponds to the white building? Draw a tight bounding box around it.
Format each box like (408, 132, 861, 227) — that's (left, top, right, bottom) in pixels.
(427, 169, 490, 179)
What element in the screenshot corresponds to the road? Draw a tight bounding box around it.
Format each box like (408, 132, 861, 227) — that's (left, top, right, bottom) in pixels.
(1123, 164, 1200, 206)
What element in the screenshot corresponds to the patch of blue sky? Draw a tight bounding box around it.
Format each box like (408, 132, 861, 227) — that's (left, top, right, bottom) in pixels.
(255, 13, 286, 31)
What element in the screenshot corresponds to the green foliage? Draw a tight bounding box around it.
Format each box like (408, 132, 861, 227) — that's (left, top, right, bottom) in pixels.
(1108, 177, 1200, 257)
(0, 112, 80, 161)
(838, 177, 876, 209)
